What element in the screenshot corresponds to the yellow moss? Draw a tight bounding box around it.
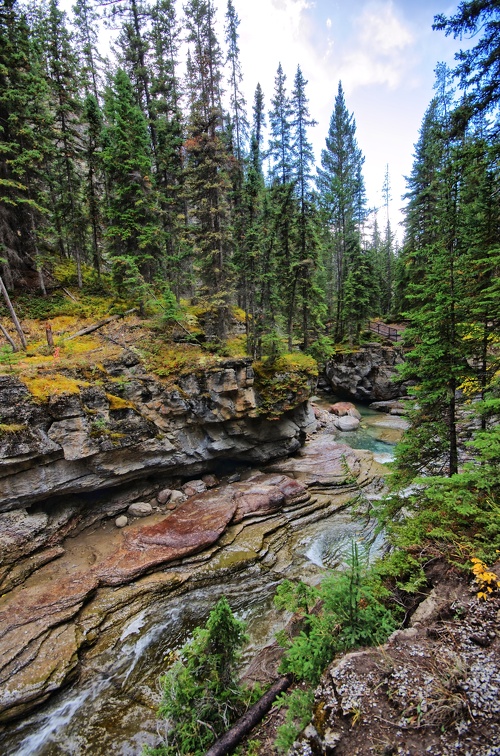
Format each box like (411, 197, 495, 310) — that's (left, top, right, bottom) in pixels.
(106, 393, 135, 411)
(0, 423, 27, 434)
(223, 336, 249, 358)
(231, 306, 248, 324)
(22, 374, 85, 402)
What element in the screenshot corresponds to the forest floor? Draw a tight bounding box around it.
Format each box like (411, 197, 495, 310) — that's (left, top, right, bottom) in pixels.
(238, 562, 500, 756)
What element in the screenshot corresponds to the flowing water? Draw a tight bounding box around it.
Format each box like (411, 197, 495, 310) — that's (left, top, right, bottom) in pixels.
(1, 396, 406, 756)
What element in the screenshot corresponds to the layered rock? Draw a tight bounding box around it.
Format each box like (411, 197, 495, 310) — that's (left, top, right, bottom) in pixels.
(0, 358, 316, 585)
(325, 344, 409, 402)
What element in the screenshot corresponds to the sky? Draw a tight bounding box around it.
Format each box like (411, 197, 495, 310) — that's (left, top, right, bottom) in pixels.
(216, 0, 469, 240)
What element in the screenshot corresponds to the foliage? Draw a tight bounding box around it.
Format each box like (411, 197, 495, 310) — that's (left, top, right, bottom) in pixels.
(146, 596, 255, 756)
(376, 407, 500, 590)
(253, 353, 317, 419)
(276, 543, 399, 685)
(274, 688, 314, 754)
(470, 557, 500, 601)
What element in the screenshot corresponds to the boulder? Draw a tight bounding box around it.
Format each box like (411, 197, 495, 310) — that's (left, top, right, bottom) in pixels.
(325, 345, 407, 402)
(334, 415, 360, 432)
(329, 401, 361, 419)
(168, 490, 186, 504)
(202, 474, 219, 488)
(127, 502, 153, 517)
(181, 479, 207, 497)
(115, 515, 128, 528)
(157, 488, 173, 505)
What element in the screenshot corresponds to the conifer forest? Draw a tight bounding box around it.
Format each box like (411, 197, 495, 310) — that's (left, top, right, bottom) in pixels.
(0, 0, 500, 753)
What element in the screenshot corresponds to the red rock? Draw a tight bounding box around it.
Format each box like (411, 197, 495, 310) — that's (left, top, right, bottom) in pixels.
(96, 489, 238, 586)
(329, 401, 359, 416)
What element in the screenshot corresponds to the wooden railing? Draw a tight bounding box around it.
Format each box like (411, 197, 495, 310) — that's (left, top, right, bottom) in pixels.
(368, 321, 404, 342)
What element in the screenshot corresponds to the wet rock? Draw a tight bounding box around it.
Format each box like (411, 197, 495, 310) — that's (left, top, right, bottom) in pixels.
(97, 489, 239, 586)
(127, 502, 153, 517)
(202, 473, 219, 488)
(325, 346, 407, 402)
(333, 415, 360, 432)
(267, 438, 373, 489)
(0, 360, 315, 512)
(369, 400, 406, 414)
(115, 516, 128, 528)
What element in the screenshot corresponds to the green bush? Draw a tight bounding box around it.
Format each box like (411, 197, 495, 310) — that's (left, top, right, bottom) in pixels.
(145, 596, 256, 756)
(276, 542, 399, 685)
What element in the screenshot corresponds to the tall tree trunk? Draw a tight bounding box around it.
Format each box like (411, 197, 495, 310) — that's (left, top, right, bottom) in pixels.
(0, 275, 27, 349)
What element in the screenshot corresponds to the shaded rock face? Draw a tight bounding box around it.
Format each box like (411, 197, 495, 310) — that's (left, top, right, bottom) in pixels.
(325, 345, 408, 402)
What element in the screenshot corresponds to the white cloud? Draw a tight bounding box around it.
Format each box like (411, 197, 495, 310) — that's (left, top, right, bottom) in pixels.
(338, 1, 415, 93)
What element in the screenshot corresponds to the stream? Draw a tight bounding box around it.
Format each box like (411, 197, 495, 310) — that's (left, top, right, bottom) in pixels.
(1, 396, 406, 756)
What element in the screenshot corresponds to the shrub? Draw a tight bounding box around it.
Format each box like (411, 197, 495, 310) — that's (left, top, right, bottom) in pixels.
(145, 596, 256, 756)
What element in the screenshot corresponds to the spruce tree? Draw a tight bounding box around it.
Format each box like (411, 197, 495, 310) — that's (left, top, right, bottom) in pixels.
(290, 66, 321, 349)
(317, 81, 368, 340)
(102, 68, 162, 296)
(183, 0, 233, 339)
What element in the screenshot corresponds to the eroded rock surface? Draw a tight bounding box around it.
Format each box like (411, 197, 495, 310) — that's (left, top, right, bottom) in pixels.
(0, 433, 383, 726)
(325, 345, 409, 402)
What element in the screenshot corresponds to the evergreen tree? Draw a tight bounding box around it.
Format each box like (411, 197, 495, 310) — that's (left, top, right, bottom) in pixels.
(0, 0, 51, 287)
(149, 0, 187, 296)
(268, 63, 293, 185)
(102, 68, 162, 296)
(72, 0, 103, 101)
(433, 1, 500, 116)
(317, 81, 369, 340)
(224, 0, 248, 164)
(40, 0, 86, 285)
(396, 68, 467, 481)
(290, 66, 321, 349)
(183, 0, 233, 339)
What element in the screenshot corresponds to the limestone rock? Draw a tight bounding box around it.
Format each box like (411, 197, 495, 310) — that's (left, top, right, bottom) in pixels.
(127, 502, 153, 517)
(329, 401, 361, 419)
(168, 490, 186, 504)
(325, 345, 407, 402)
(181, 479, 207, 497)
(333, 415, 360, 432)
(157, 488, 173, 505)
(115, 515, 128, 528)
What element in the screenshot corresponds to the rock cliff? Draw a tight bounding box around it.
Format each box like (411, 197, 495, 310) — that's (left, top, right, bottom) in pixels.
(0, 357, 316, 586)
(325, 344, 409, 402)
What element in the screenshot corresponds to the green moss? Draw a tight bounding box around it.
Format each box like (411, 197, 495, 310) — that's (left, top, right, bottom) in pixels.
(253, 353, 318, 419)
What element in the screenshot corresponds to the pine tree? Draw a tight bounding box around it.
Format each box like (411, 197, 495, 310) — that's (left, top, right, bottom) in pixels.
(149, 0, 187, 296)
(72, 0, 103, 101)
(0, 0, 51, 287)
(290, 66, 321, 349)
(268, 63, 293, 185)
(224, 0, 248, 165)
(317, 81, 368, 340)
(102, 68, 162, 297)
(433, 1, 500, 116)
(396, 68, 467, 481)
(183, 0, 233, 339)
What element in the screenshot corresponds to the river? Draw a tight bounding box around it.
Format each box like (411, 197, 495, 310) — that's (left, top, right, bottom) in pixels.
(0, 396, 406, 756)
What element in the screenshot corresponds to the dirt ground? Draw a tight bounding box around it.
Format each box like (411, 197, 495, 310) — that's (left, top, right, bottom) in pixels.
(237, 565, 500, 756)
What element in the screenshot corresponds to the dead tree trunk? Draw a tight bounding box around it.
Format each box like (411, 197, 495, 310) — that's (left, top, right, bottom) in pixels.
(0, 275, 27, 350)
(204, 675, 293, 756)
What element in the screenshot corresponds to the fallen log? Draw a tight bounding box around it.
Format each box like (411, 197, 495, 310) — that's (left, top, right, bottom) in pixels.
(204, 674, 293, 756)
(65, 308, 138, 341)
(0, 323, 18, 352)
